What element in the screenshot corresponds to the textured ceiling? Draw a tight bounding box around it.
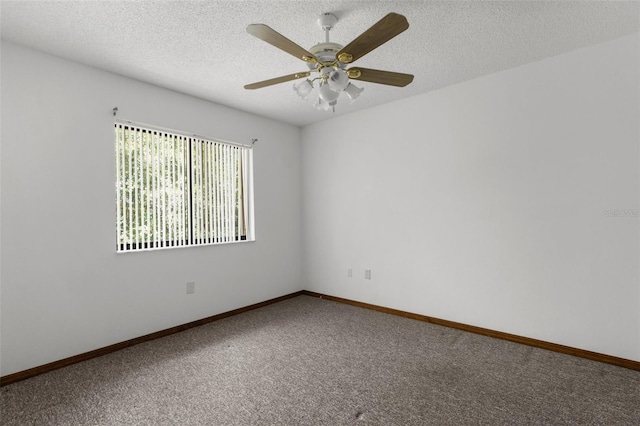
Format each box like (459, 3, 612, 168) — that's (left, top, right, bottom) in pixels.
(1, 1, 639, 127)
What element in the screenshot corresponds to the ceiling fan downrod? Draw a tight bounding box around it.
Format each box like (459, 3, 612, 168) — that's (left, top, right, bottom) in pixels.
(317, 13, 338, 44)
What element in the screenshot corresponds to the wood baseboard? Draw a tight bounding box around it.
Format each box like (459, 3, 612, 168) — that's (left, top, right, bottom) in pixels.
(0, 291, 305, 386)
(301, 290, 640, 371)
(3, 289, 638, 386)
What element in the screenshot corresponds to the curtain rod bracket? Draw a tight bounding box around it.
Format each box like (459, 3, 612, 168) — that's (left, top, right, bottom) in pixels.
(113, 107, 118, 116)
(251, 138, 258, 145)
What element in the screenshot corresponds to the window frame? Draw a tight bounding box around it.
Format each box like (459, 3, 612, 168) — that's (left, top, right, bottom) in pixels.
(114, 120, 254, 253)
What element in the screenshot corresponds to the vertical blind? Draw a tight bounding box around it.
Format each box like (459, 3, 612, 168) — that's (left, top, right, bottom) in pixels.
(115, 121, 253, 252)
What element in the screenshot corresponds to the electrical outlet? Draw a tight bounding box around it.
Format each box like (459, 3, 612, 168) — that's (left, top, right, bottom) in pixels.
(347, 268, 353, 278)
(186, 281, 195, 294)
(365, 269, 372, 280)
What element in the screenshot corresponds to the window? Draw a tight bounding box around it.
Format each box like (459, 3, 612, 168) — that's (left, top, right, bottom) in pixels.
(115, 121, 254, 252)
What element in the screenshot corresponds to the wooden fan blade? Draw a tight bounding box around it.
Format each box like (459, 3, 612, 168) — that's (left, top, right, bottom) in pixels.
(244, 71, 311, 90)
(336, 13, 409, 64)
(247, 24, 317, 63)
(347, 68, 414, 87)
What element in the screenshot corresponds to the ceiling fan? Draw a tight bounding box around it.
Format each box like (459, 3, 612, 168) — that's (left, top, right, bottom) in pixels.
(244, 12, 414, 112)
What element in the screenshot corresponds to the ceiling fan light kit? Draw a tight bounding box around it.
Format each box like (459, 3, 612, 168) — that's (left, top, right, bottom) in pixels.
(245, 12, 414, 113)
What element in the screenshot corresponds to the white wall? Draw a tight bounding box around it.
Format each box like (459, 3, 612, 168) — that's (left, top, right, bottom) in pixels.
(2, 31, 638, 377)
(302, 34, 640, 361)
(0, 41, 303, 376)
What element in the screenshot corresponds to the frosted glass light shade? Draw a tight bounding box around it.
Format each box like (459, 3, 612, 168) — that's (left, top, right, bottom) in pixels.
(316, 98, 337, 111)
(316, 98, 330, 111)
(328, 69, 349, 92)
(319, 82, 340, 102)
(344, 83, 364, 102)
(293, 79, 313, 99)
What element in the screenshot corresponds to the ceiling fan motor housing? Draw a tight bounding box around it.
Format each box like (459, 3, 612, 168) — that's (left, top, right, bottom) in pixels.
(307, 42, 345, 69)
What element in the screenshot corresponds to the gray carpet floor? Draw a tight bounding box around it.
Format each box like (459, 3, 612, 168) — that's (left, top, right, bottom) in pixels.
(2, 295, 639, 425)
